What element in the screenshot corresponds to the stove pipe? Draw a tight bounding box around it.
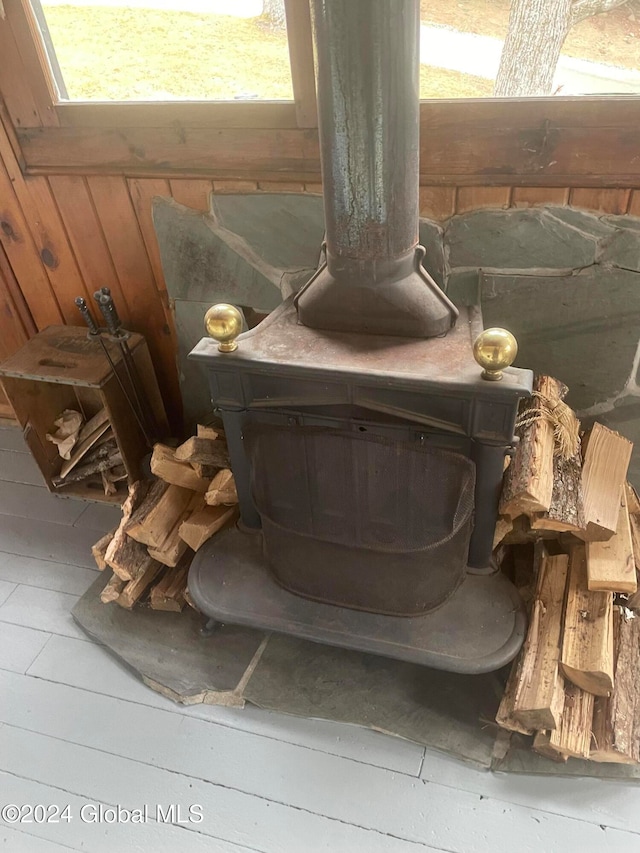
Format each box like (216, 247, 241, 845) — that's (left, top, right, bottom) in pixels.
(295, 0, 458, 338)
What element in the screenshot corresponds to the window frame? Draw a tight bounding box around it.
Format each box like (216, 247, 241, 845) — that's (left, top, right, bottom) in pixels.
(2, 0, 640, 187)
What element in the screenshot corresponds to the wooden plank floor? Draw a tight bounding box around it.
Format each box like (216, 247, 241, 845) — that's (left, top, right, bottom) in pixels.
(1, 426, 640, 852)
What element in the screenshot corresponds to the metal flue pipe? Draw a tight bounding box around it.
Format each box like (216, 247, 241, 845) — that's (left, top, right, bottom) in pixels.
(295, 0, 458, 338)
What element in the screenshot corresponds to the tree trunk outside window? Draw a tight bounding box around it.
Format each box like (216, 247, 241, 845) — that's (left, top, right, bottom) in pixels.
(494, 0, 631, 97)
(263, 0, 287, 29)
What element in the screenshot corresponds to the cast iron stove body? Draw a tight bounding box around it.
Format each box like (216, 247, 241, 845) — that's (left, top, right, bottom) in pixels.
(188, 0, 532, 673)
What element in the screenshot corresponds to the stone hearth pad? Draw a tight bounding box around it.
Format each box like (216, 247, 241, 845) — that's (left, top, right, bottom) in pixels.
(74, 574, 640, 778)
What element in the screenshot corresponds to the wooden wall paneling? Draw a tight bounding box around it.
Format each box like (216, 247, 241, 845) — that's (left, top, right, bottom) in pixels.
(85, 176, 181, 427)
(168, 180, 213, 212)
(511, 187, 570, 207)
(0, 244, 31, 420)
(128, 178, 172, 292)
(212, 180, 259, 193)
(48, 175, 128, 325)
(284, 0, 317, 129)
(419, 186, 456, 222)
(0, 247, 31, 357)
(258, 181, 305, 192)
(455, 187, 512, 214)
(628, 191, 640, 217)
(568, 188, 631, 214)
(0, 241, 36, 339)
(0, 156, 63, 328)
(0, 120, 91, 322)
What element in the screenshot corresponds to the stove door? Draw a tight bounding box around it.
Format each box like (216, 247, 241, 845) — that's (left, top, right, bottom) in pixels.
(244, 422, 475, 616)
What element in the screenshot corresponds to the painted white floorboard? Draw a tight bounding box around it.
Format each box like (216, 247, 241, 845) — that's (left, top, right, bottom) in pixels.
(0, 448, 46, 486)
(1, 670, 637, 852)
(421, 750, 640, 838)
(0, 585, 86, 641)
(1, 822, 80, 853)
(0, 578, 16, 606)
(26, 633, 425, 775)
(0, 515, 100, 568)
(0, 768, 259, 853)
(0, 551, 99, 596)
(0, 621, 51, 673)
(1, 726, 436, 853)
(72, 500, 122, 532)
(0, 482, 87, 526)
(0, 427, 28, 453)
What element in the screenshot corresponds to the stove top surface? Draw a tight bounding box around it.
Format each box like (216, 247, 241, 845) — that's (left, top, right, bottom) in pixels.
(190, 299, 532, 399)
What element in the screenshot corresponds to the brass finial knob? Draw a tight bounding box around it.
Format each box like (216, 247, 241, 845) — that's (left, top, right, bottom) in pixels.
(204, 303, 243, 353)
(473, 328, 518, 381)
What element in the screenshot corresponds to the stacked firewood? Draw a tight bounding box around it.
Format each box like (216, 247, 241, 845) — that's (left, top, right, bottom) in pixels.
(47, 407, 125, 495)
(91, 424, 238, 611)
(495, 376, 640, 765)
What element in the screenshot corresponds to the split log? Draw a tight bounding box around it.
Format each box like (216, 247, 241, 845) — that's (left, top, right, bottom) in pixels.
(58, 415, 112, 479)
(191, 462, 219, 479)
(499, 376, 563, 518)
(591, 608, 640, 765)
(586, 486, 637, 594)
(117, 558, 163, 610)
(205, 469, 238, 506)
(197, 424, 220, 441)
(150, 443, 211, 492)
(561, 543, 614, 697)
(104, 482, 151, 582)
(546, 681, 595, 760)
(52, 448, 122, 487)
(179, 504, 237, 552)
(532, 731, 568, 763)
(626, 482, 640, 515)
(529, 450, 585, 534)
(149, 555, 192, 612)
(174, 436, 229, 468)
(91, 527, 117, 571)
(576, 423, 633, 542)
(100, 573, 126, 603)
(124, 479, 169, 537)
(146, 491, 204, 567)
(495, 656, 536, 736)
(493, 516, 514, 550)
(183, 586, 198, 611)
(126, 483, 194, 549)
(512, 553, 569, 731)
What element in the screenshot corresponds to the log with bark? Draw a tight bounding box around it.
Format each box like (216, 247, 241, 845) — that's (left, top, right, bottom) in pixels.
(590, 608, 640, 765)
(500, 375, 563, 518)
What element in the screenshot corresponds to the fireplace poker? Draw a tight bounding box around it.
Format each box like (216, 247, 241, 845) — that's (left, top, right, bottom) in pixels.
(74, 296, 155, 447)
(93, 288, 159, 444)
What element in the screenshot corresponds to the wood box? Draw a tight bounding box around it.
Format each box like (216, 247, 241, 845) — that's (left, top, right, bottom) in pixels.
(0, 326, 169, 504)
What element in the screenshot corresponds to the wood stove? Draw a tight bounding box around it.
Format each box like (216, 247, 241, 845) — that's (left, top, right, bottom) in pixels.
(188, 0, 532, 673)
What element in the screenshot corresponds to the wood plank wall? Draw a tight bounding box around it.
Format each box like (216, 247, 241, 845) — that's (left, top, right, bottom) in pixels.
(2, 121, 640, 424)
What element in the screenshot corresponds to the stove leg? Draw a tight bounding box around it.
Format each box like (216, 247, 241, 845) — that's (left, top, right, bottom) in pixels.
(468, 441, 506, 572)
(199, 617, 221, 637)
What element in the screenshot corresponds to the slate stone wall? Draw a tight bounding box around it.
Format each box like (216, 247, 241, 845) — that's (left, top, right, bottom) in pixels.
(154, 195, 640, 483)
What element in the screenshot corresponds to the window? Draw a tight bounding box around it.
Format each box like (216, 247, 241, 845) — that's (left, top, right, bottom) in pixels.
(34, 0, 294, 101)
(419, 0, 640, 99)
